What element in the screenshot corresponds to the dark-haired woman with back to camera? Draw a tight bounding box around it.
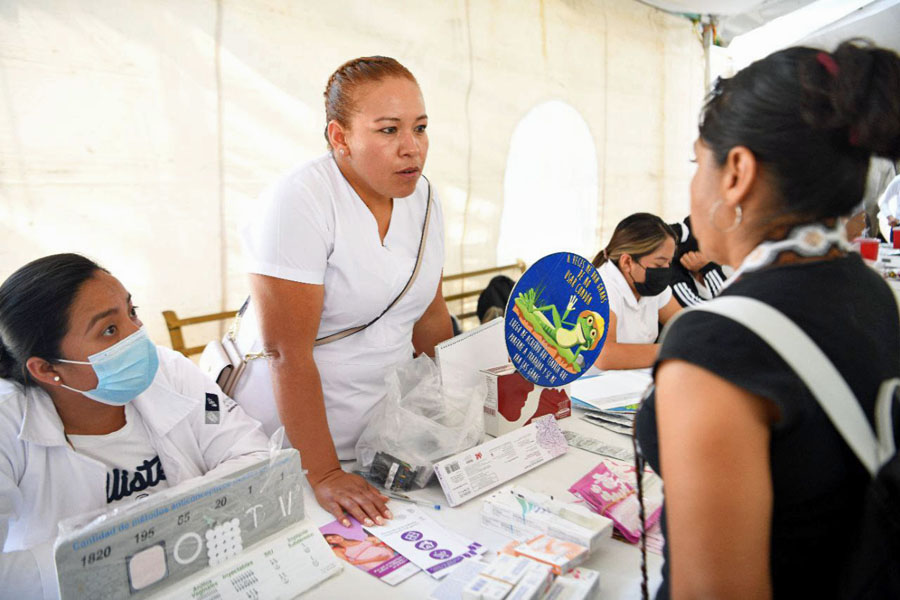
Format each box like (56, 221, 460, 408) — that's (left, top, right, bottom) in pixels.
(635, 41, 900, 598)
(231, 56, 453, 530)
(0, 254, 270, 598)
(590, 213, 682, 371)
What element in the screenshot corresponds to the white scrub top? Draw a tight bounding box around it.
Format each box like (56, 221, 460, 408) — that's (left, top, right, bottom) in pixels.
(597, 260, 672, 344)
(878, 173, 900, 220)
(236, 153, 445, 459)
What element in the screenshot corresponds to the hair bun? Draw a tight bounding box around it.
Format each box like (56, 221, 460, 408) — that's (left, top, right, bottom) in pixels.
(805, 40, 900, 159)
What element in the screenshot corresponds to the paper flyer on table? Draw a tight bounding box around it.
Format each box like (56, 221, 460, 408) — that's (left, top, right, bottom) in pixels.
(319, 517, 419, 585)
(433, 414, 569, 507)
(363, 505, 485, 579)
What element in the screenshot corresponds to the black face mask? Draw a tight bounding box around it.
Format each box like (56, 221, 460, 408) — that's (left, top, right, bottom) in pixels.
(633, 263, 672, 297)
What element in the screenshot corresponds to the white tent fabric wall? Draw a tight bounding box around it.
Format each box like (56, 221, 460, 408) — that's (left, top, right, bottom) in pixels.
(497, 101, 598, 268)
(0, 0, 705, 348)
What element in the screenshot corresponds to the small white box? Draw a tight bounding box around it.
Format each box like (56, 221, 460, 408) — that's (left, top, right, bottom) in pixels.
(506, 560, 554, 600)
(505, 535, 588, 575)
(481, 487, 608, 551)
(482, 554, 533, 586)
(462, 576, 513, 600)
(480, 513, 542, 542)
(543, 567, 600, 600)
(461, 555, 532, 600)
(434, 416, 568, 507)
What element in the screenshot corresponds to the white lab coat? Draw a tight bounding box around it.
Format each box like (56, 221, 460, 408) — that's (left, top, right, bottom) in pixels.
(0, 346, 271, 599)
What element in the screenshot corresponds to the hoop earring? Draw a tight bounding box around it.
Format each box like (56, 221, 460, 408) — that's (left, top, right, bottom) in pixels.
(710, 200, 742, 233)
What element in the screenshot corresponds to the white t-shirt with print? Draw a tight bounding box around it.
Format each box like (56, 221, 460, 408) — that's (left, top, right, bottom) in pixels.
(235, 153, 445, 459)
(67, 403, 169, 506)
(597, 260, 672, 344)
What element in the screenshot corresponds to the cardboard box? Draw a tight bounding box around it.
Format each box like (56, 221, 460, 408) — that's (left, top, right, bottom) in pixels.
(482, 364, 571, 436)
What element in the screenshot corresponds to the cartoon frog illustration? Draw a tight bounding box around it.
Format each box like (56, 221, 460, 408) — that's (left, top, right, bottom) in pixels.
(514, 288, 605, 370)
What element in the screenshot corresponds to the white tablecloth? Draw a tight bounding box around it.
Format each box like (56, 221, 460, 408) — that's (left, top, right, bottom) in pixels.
(300, 408, 663, 599)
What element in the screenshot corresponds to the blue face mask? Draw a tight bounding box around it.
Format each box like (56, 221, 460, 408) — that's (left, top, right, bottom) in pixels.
(57, 328, 159, 405)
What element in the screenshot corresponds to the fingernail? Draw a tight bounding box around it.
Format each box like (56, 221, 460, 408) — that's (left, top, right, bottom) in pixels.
(375, 516, 384, 525)
(342, 519, 351, 527)
(364, 518, 374, 526)
(385, 510, 393, 519)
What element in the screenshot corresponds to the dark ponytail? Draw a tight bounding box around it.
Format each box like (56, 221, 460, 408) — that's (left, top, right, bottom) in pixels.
(0, 254, 104, 386)
(699, 39, 900, 221)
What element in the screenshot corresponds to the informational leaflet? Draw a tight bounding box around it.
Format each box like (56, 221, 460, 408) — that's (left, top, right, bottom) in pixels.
(563, 430, 634, 462)
(363, 505, 485, 579)
(433, 415, 568, 507)
(569, 370, 652, 410)
(319, 516, 419, 585)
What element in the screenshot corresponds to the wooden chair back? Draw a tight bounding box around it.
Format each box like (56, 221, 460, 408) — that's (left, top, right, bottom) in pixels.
(162, 260, 526, 355)
(442, 260, 526, 327)
(162, 309, 238, 356)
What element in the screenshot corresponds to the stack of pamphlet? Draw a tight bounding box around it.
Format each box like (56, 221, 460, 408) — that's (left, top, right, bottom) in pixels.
(569, 369, 651, 434)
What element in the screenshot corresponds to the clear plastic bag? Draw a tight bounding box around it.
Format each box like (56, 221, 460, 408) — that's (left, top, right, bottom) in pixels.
(355, 354, 486, 488)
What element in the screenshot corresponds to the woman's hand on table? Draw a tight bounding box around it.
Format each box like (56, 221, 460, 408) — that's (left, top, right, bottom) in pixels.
(312, 469, 392, 527)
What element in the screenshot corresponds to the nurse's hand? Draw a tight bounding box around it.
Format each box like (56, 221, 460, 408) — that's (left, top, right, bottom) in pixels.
(312, 469, 392, 528)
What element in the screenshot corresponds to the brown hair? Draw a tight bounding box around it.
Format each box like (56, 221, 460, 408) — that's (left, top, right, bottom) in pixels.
(592, 213, 676, 268)
(323, 56, 418, 148)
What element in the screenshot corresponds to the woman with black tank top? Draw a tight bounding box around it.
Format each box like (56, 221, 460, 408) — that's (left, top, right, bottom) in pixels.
(634, 41, 900, 599)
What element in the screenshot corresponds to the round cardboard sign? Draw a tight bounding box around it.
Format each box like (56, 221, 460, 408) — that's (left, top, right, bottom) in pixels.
(504, 252, 610, 387)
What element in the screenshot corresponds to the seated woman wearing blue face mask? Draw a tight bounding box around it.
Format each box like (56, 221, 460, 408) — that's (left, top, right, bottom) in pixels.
(0, 254, 271, 598)
(590, 213, 682, 371)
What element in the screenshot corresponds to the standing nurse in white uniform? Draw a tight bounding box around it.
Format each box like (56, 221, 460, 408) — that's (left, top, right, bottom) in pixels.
(234, 56, 453, 529)
(590, 213, 681, 370)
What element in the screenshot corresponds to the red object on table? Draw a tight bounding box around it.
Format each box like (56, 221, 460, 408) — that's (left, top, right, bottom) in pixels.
(893, 228, 900, 250)
(858, 238, 879, 261)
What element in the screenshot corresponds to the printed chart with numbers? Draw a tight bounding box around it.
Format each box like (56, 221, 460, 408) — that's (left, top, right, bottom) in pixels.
(160, 520, 342, 600)
(54, 450, 311, 599)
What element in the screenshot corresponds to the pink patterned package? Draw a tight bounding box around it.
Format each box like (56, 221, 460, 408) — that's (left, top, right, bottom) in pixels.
(568, 462, 661, 543)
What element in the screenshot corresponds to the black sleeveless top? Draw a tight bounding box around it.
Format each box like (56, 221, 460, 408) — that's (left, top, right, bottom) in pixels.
(635, 254, 900, 598)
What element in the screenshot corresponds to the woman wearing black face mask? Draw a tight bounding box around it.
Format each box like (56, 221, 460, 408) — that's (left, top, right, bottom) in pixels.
(590, 213, 681, 370)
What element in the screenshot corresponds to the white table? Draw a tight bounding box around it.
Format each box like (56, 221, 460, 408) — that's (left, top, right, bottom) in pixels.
(300, 408, 663, 599)
(875, 245, 900, 300)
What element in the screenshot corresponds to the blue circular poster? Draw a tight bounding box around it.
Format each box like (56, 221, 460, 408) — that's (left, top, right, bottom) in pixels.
(505, 252, 610, 387)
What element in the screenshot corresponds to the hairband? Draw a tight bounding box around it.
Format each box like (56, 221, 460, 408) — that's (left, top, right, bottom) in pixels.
(815, 51, 861, 147)
(816, 51, 839, 77)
